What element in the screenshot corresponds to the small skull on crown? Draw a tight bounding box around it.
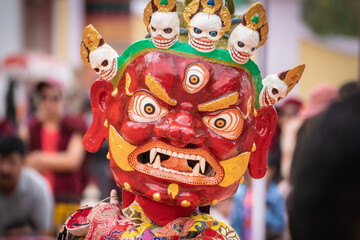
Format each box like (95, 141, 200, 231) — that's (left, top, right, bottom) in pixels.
(183, 0, 231, 53)
(143, 0, 180, 49)
(228, 3, 268, 64)
(259, 64, 306, 106)
(80, 25, 119, 81)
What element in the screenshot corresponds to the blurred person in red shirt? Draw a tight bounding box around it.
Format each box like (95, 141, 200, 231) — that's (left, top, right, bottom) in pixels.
(267, 98, 303, 198)
(24, 80, 87, 232)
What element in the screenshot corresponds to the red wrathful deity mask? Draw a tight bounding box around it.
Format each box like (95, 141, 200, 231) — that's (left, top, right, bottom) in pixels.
(79, 1, 305, 227)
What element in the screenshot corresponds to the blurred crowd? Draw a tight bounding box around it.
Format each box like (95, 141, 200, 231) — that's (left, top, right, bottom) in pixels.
(210, 81, 360, 240)
(0, 61, 117, 237)
(0, 55, 360, 239)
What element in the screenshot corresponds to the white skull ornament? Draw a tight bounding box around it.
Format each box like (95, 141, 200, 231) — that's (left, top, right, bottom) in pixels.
(228, 24, 259, 64)
(188, 12, 222, 53)
(259, 74, 288, 106)
(150, 12, 179, 49)
(89, 43, 119, 81)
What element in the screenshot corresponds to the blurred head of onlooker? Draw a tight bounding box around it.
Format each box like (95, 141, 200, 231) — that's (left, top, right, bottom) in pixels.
(34, 80, 63, 123)
(300, 84, 339, 120)
(288, 90, 360, 240)
(277, 97, 302, 127)
(0, 135, 53, 236)
(268, 97, 302, 189)
(0, 135, 25, 196)
(339, 81, 359, 99)
(289, 85, 339, 187)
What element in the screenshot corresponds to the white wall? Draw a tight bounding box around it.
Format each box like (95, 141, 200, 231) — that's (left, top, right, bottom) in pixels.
(0, 0, 23, 118)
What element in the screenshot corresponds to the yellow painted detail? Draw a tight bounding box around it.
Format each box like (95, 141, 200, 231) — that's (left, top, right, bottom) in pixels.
(243, 2, 268, 47)
(153, 193, 161, 201)
(82, 24, 102, 52)
(219, 152, 250, 187)
(122, 202, 152, 233)
(181, 200, 191, 208)
(145, 74, 177, 106)
(239, 176, 245, 184)
(153, 0, 176, 12)
(106, 152, 110, 160)
(124, 182, 131, 191)
(108, 125, 136, 171)
(167, 183, 179, 199)
(200, 0, 222, 14)
(211, 200, 218, 206)
(198, 92, 239, 112)
(251, 143, 256, 152)
(254, 108, 258, 117)
(103, 119, 108, 128)
(111, 88, 118, 97)
(125, 73, 134, 96)
(243, 97, 252, 119)
(80, 24, 102, 67)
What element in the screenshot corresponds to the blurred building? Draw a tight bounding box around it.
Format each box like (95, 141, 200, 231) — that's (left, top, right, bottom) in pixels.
(0, 0, 358, 101)
(259, 0, 359, 101)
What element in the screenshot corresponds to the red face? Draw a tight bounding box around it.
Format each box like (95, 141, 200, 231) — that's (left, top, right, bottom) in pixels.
(84, 51, 277, 208)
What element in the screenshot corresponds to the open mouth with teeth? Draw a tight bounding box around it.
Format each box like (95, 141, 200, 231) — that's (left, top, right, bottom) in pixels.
(260, 87, 276, 106)
(100, 58, 117, 80)
(189, 36, 215, 52)
(152, 35, 177, 49)
(128, 141, 224, 185)
(230, 47, 250, 64)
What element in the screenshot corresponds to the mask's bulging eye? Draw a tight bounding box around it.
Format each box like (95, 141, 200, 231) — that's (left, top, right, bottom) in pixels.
(189, 75, 200, 84)
(144, 103, 155, 114)
(128, 92, 169, 122)
(214, 118, 226, 128)
(182, 62, 209, 94)
(202, 109, 244, 140)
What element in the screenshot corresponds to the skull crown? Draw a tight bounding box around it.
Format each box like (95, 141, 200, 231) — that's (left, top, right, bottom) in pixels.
(143, 0, 179, 49)
(79, 2, 305, 107)
(228, 2, 268, 64)
(183, 0, 231, 53)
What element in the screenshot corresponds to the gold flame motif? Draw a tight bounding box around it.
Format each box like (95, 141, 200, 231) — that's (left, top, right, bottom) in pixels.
(167, 183, 179, 199)
(243, 2, 268, 48)
(109, 125, 136, 172)
(125, 73, 135, 96)
(145, 74, 177, 106)
(80, 24, 103, 67)
(283, 64, 306, 95)
(219, 152, 250, 187)
(198, 92, 239, 112)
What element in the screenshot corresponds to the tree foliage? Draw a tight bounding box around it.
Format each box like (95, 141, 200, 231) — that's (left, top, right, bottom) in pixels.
(302, 0, 359, 36)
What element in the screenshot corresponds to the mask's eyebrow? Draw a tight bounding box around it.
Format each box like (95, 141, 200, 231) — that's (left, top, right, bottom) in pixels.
(198, 92, 239, 112)
(125, 73, 134, 96)
(145, 73, 177, 106)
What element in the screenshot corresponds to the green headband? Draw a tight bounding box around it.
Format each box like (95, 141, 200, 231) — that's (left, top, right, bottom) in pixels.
(111, 39, 263, 108)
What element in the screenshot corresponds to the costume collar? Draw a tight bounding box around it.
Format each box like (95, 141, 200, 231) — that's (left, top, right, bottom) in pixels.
(122, 201, 240, 239)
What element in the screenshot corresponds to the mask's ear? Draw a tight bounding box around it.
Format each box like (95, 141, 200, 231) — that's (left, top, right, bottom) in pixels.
(248, 106, 277, 179)
(279, 64, 305, 96)
(83, 80, 114, 152)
